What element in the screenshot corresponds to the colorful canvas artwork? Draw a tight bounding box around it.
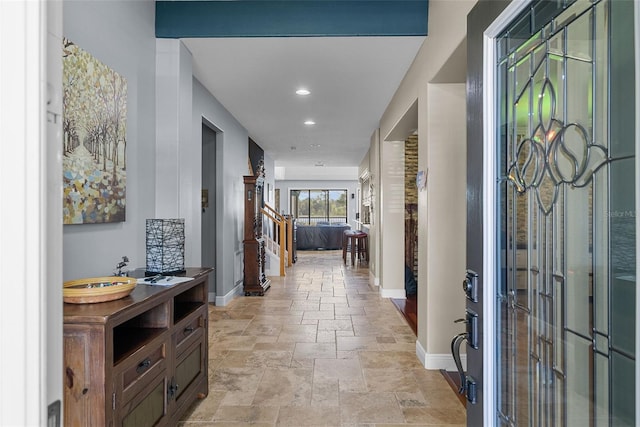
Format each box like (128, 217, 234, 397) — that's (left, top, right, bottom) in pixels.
(62, 38, 127, 224)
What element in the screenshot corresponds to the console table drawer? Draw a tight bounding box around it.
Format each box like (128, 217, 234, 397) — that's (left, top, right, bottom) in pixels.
(175, 312, 205, 355)
(122, 343, 166, 393)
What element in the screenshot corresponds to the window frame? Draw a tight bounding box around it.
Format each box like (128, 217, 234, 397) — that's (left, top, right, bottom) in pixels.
(291, 189, 348, 225)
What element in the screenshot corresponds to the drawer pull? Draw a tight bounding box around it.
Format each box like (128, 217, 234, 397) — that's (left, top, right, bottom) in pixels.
(184, 326, 194, 335)
(136, 358, 152, 374)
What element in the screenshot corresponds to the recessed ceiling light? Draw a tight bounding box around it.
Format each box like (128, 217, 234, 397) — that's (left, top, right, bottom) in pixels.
(304, 120, 316, 126)
(296, 88, 310, 96)
(310, 144, 320, 148)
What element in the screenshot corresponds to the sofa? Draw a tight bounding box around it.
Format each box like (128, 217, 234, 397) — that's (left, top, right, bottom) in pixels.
(296, 223, 351, 250)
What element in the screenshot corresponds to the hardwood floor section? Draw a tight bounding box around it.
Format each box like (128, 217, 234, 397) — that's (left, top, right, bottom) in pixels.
(391, 294, 417, 335)
(440, 370, 467, 407)
(391, 297, 466, 407)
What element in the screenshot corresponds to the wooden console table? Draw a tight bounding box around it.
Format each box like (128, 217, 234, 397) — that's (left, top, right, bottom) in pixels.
(63, 267, 212, 427)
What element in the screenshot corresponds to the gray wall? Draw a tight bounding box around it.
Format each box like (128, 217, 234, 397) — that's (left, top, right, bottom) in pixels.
(263, 153, 276, 207)
(63, 0, 156, 280)
(61, 3, 250, 306)
(193, 77, 249, 300)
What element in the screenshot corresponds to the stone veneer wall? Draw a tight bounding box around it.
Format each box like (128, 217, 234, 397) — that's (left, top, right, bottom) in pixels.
(405, 134, 419, 282)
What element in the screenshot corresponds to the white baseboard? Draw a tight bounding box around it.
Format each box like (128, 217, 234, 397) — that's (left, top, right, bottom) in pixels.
(369, 271, 379, 287)
(416, 340, 467, 371)
(215, 282, 243, 306)
(379, 287, 405, 299)
(264, 251, 280, 277)
(265, 266, 279, 277)
(416, 339, 427, 366)
(425, 353, 467, 371)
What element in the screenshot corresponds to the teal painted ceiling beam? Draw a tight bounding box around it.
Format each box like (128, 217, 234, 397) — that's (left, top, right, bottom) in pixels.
(156, 1, 429, 38)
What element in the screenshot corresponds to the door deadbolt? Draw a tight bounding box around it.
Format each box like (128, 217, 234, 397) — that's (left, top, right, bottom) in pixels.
(463, 269, 478, 302)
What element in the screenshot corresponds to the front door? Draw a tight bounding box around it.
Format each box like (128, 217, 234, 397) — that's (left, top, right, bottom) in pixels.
(468, 0, 637, 425)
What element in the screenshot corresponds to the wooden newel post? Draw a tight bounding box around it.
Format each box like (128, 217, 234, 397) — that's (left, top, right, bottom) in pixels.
(279, 220, 286, 276)
(286, 218, 293, 267)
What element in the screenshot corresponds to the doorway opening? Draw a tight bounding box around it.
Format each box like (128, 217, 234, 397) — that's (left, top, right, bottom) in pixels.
(391, 132, 419, 335)
(386, 100, 419, 334)
(201, 121, 217, 301)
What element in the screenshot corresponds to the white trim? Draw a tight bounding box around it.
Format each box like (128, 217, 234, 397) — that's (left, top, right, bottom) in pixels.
(0, 1, 48, 424)
(635, 0, 640, 419)
(416, 339, 468, 371)
(370, 271, 379, 287)
(215, 282, 243, 306)
(425, 353, 468, 372)
(416, 339, 427, 366)
(482, 1, 531, 425)
(45, 0, 64, 417)
(379, 287, 405, 299)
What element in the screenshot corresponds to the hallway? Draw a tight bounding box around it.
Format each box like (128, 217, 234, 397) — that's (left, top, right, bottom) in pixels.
(181, 250, 465, 426)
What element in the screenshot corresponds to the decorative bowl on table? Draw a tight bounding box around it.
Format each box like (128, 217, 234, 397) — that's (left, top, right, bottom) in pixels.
(63, 276, 137, 304)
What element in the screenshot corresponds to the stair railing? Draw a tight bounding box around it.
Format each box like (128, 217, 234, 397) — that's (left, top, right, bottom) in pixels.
(261, 203, 293, 276)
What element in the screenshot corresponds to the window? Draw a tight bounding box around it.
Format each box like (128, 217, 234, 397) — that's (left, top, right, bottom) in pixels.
(291, 189, 347, 225)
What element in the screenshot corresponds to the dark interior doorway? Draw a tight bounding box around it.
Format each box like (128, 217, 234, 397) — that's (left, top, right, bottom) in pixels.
(201, 122, 217, 300)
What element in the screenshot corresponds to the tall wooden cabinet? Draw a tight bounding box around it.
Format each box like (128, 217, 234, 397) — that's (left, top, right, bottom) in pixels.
(63, 268, 211, 427)
(243, 174, 270, 295)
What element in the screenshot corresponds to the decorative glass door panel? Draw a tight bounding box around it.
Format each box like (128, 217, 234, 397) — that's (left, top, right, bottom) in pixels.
(495, 0, 636, 425)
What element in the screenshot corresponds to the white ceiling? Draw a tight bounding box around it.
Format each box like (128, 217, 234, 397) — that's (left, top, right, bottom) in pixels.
(182, 36, 425, 168)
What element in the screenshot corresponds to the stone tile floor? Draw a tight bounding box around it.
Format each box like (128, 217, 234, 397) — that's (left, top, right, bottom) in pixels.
(180, 250, 465, 426)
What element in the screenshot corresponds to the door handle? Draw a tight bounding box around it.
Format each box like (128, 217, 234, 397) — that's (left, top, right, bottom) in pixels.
(451, 332, 468, 394)
(451, 320, 479, 404)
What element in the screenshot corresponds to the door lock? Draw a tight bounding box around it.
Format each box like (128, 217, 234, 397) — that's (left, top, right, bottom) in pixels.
(463, 269, 478, 302)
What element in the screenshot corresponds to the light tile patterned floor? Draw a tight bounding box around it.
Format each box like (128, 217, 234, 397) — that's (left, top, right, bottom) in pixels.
(180, 250, 466, 426)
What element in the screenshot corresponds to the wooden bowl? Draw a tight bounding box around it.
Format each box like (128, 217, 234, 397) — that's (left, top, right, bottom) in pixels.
(63, 276, 137, 304)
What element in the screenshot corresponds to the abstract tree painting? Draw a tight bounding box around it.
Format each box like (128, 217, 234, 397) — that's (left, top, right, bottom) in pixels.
(62, 38, 127, 224)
